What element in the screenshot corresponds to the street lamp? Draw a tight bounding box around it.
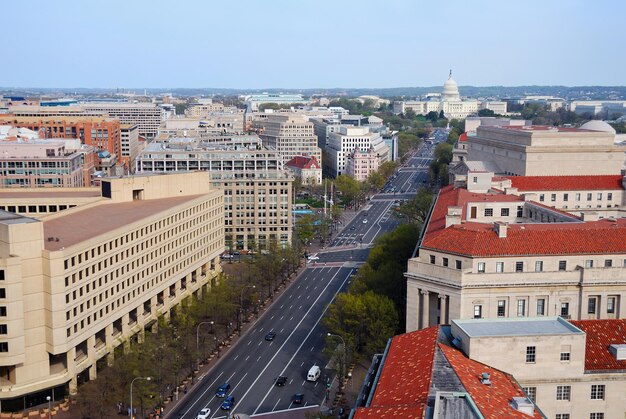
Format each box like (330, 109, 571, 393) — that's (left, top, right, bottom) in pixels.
(327, 333, 346, 384)
(130, 376, 151, 418)
(214, 335, 220, 358)
(46, 396, 51, 419)
(238, 285, 255, 335)
(196, 321, 214, 369)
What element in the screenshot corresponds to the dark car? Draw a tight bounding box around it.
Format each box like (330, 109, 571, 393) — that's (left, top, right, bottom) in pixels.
(215, 383, 231, 398)
(276, 376, 288, 386)
(293, 393, 304, 404)
(220, 396, 235, 410)
(265, 331, 277, 341)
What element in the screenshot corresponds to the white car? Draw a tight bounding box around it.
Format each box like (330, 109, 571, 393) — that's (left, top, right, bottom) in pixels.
(196, 408, 211, 419)
(362, 219, 368, 224)
(308, 254, 320, 261)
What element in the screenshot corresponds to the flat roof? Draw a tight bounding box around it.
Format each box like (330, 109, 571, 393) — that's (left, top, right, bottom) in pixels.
(454, 317, 584, 337)
(0, 190, 101, 199)
(43, 195, 204, 251)
(0, 210, 38, 225)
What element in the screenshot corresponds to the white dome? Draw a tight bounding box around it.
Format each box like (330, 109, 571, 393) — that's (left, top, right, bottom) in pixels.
(442, 71, 460, 101)
(580, 120, 616, 134)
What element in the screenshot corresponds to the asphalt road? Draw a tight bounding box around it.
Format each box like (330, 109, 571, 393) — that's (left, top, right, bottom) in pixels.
(167, 141, 436, 419)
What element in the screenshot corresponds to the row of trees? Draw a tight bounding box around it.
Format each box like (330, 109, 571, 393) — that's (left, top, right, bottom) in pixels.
(75, 246, 303, 418)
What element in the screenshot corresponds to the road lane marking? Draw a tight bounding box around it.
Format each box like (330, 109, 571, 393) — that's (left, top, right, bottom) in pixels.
(210, 373, 249, 419)
(179, 370, 225, 417)
(252, 268, 354, 415)
(245, 355, 250, 361)
(272, 399, 281, 411)
(235, 268, 346, 414)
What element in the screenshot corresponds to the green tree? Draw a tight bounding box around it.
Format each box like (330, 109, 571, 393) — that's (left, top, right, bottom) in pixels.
(295, 213, 316, 246)
(396, 188, 433, 225)
(334, 174, 362, 205)
(434, 142, 453, 164)
(378, 161, 399, 179)
(478, 108, 496, 117)
(366, 171, 386, 190)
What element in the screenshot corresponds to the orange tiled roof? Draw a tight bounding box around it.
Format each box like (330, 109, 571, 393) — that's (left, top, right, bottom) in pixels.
(285, 155, 320, 170)
(507, 175, 624, 191)
(439, 344, 543, 418)
(569, 319, 626, 371)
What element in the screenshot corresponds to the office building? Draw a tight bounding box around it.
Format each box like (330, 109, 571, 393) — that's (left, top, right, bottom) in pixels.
(253, 114, 322, 166)
(323, 126, 389, 178)
(244, 93, 306, 111)
(120, 124, 141, 172)
(345, 147, 380, 181)
(135, 136, 292, 250)
(0, 172, 224, 409)
(80, 103, 164, 138)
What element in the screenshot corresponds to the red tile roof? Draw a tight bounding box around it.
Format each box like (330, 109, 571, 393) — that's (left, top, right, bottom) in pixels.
(439, 344, 543, 419)
(507, 175, 624, 191)
(459, 132, 468, 142)
(422, 185, 626, 257)
(285, 155, 320, 170)
(353, 326, 439, 418)
(569, 320, 626, 372)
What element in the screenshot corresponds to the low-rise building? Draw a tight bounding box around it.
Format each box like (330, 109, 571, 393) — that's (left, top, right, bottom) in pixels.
(345, 147, 379, 181)
(0, 172, 224, 409)
(285, 155, 322, 185)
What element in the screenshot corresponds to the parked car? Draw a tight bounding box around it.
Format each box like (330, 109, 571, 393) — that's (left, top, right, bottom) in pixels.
(215, 383, 231, 398)
(307, 254, 319, 261)
(220, 396, 235, 410)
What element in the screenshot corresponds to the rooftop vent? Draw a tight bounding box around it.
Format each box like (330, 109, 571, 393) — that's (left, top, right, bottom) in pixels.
(480, 372, 491, 386)
(511, 396, 535, 416)
(609, 344, 626, 361)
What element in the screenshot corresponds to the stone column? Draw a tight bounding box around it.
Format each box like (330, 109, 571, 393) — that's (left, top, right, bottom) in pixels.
(439, 294, 447, 325)
(421, 290, 430, 328)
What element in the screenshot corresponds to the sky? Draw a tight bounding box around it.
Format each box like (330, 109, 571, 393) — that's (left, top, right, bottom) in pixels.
(3, 0, 624, 88)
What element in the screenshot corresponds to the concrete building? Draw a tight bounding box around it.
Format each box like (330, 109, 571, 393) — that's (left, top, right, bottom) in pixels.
(356, 317, 626, 419)
(570, 100, 626, 118)
(285, 155, 322, 185)
(353, 323, 544, 418)
(135, 136, 292, 250)
(323, 126, 389, 178)
(454, 124, 626, 177)
(405, 173, 626, 332)
(244, 94, 306, 111)
(80, 103, 164, 138)
(120, 124, 141, 172)
(253, 114, 322, 166)
(345, 147, 379, 181)
(393, 72, 506, 119)
(0, 172, 224, 409)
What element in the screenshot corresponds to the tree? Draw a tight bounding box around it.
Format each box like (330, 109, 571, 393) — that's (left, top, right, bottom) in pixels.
(425, 111, 439, 122)
(378, 161, 399, 179)
(434, 142, 453, 164)
(366, 171, 385, 190)
(334, 174, 362, 206)
(396, 188, 433, 225)
(295, 214, 316, 246)
(478, 108, 496, 117)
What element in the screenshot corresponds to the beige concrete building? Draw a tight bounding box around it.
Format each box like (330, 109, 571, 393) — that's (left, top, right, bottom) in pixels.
(120, 124, 141, 173)
(135, 136, 292, 250)
(406, 174, 626, 332)
(253, 114, 322, 165)
(345, 147, 379, 181)
(0, 172, 223, 408)
(452, 317, 626, 419)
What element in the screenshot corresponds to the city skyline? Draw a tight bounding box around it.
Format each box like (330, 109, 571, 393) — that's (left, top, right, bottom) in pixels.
(3, 0, 624, 89)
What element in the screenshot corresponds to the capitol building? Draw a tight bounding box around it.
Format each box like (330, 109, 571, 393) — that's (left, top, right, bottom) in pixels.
(393, 71, 507, 119)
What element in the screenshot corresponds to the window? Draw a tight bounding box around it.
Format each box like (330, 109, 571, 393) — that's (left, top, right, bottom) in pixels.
(590, 384, 605, 400)
(559, 260, 567, 271)
(607, 297, 616, 314)
(560, 351, 570, 361)
(556, 415, 570, 419)
(607, 193, 613, 201)
(473, 305, 482, 319)
(430, 255, 435, 264)
(588, 297, 597, 314)
(484, 208, 493, 217)
(442, 257, 449, 267)
(556, 385, 571, 400)
(522, 387, 536, 402)
(515, 261, 523, 272)
(585, 260, 594, 268)
(526, 346, 536, 363)
(0, 307, 5, 316)
(496, 262, 504, 273)
(561, 303, 570, 317)
(0, 342, 7, 352)
(517, 206, 523, 217)
(0, 325, 6, 334)
(587, 193, 592, 201)
(478, 262, 486, 273)
(576, 193, 581, 201)
(563, 193, 569, 202)
(472, 176, 478, 183)
(517, 299, 526, 317)
(535, 261, 543, 272)
(590, 414, 604, 419)
(597, 193, 602, 200)
(500, 208, 509, 216)
(551, 194, 557, 202)
(539, 194, 545, 202)
(497, 300, 506, 317)
(455, 260, 462, 269)
(0, 289, 5, 299)
(537, 298, 546, 316)
(604, 259, 612, 267)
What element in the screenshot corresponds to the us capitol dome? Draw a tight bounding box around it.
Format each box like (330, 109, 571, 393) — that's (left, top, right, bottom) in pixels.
(442, 70, 460, 101)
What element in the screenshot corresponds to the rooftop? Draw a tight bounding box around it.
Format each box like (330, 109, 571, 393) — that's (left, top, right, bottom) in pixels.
(454, 317, 583, 338)
(569, 319, 626, 372)
(43, 195, 204, 251)
(506, 175, 624, 191)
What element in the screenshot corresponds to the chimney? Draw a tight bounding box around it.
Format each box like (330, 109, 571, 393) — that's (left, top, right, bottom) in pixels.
(480, 372, 491, 385)
(511, 396, 535, 416)
(494, 222, 508, 238)
(445, 206, 462, 228)
(504, 187, 518, 195)
(609, 344, 626, 360)
(581, 212, 599, 222)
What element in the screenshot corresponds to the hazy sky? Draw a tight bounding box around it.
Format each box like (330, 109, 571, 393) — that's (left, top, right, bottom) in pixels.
(3, 0, 623, 88)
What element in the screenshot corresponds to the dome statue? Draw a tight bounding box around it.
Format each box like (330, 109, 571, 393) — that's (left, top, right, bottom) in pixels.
(580, 120, 616, 134)
(442, 69, 460, 101)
